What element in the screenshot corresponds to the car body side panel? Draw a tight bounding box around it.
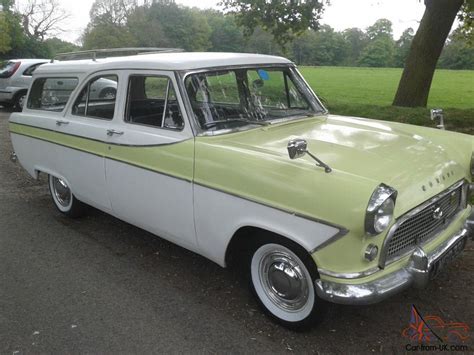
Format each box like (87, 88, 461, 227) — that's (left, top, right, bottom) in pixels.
(193, 184, 341, 266)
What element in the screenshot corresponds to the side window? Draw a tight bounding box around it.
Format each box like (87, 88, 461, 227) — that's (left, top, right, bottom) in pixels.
(23, 63, 45, 76)
(72, 75, 118, 120)
(125, 75, 184, 130)
(27, 77, 78, 112)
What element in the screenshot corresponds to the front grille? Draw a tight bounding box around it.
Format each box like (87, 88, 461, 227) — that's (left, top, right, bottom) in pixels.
(386, 183, 463, 260)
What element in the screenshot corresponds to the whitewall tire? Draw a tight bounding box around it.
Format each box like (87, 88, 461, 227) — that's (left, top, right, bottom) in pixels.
(48, 175, 87, 217)
(250, 242, 324, 329)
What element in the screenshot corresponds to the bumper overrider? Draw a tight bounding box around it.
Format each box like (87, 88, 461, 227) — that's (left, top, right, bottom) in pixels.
(315, 209, 473, 305)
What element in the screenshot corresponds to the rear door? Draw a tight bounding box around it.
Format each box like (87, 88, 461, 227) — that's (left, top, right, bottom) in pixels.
(104, 70, 196, 249)
(55, 71, 121, 212)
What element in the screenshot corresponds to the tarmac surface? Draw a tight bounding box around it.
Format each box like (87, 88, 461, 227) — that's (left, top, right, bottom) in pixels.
(1, 109, 473, 353)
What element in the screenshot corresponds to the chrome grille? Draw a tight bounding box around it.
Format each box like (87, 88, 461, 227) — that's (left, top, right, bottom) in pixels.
(386, 184, 463, 259)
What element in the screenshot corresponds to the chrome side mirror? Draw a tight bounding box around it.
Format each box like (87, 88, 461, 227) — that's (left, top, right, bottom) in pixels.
(287, 139, 307, 160)
(430, 108, 445, 130)
(287, 138, 332, 173)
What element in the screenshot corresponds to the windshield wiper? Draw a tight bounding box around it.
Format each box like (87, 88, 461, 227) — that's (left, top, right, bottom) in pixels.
(203, 118, 269, 129)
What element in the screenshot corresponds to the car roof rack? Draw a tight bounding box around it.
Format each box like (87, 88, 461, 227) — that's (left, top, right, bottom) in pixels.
(51, 47, 184, 63)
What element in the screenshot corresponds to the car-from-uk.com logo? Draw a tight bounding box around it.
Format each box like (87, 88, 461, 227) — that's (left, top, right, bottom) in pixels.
(402, 305, 470, 352)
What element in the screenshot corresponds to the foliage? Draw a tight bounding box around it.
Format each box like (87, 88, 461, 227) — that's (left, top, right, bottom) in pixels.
(0, 13, 11, 54)
(220, 0, 327, 49)
(394, 28, 415, 67)
(44, 37, 80, 56)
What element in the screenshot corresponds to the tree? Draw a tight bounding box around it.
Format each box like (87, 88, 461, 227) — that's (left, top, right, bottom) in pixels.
(82, 0, 137, 49)
(0, 13, 12, 54)
(204, 11, 244, 52)
(366, 18, 393, 40)
(342, 28, 368, 66)
(220, 0, 328, 49)
(89, 0, 136, 26)
(393, 0, 466, 107)
(17, 0, 70, 41)
(44, 37, 80, 56)
(438, 28, 474, 69)
(394, 28, 415, 67)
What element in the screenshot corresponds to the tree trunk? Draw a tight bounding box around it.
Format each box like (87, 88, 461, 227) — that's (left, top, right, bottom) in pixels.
(392, 0, 463, 107)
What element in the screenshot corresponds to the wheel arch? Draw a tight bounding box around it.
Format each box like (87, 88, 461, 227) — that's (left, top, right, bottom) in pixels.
(224, 225, 318, 273)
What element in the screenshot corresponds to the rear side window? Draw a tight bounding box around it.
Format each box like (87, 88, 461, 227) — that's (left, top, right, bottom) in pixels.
(23, 63, 45, 76)
(27, 77, 78, 112)
(125, 75, 184, 130)
(72, 75, 118, 120)
(0, 61, 20, 78)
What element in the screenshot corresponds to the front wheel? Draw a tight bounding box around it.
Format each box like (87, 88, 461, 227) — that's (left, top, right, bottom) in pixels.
(48, 175, 87, 218)
(250, 242, 325, 329)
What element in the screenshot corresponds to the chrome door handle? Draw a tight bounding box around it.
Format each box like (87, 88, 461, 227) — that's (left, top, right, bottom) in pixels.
(107, 129, 124, 136)
(56, 120, 69, 126)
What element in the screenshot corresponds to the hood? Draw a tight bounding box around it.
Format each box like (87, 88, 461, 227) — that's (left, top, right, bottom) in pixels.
(215, 114, 467, 215)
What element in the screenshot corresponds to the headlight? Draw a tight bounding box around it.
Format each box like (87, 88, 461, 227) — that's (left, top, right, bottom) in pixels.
(365, 184, 397, 236)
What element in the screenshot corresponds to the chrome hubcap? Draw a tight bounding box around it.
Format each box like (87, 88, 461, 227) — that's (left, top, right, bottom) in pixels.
(18, 94, 26, 108)
(259, 251, 309, 311)
(52, 177, 71, 207)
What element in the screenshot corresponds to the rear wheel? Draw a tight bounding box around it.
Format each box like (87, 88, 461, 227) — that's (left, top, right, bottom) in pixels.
(249, 241, 325, 329)
(48, 175, 87, 217)
(13, 91, 27, 111)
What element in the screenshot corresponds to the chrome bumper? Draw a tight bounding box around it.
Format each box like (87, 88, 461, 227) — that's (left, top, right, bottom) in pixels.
(466, 207, 474, 234)
(315, 226, 471, 305)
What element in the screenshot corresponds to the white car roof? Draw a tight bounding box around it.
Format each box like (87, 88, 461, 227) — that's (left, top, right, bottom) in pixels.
(8, 59, 49, 64)
(34, 52, 293, 75)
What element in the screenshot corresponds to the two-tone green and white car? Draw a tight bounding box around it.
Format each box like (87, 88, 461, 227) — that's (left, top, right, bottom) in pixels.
(8, 50, 474, 329)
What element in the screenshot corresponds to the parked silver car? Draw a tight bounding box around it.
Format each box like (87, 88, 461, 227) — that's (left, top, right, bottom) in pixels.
(0, 59, 49, 110)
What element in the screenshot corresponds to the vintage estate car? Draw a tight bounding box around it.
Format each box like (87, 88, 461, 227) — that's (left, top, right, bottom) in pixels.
(8, 50, 474, 329)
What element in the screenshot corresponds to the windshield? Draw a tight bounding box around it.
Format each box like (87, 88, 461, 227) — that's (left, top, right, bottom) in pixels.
(184, 67, 325, 131)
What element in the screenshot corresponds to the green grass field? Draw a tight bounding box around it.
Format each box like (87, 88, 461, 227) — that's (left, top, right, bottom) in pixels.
(299, 66, 474, 134)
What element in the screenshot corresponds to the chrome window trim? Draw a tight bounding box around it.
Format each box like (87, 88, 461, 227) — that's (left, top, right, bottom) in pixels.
(179, 64, 327, 137)
(379, 179, 466, 269)
(124, 73, 185, 132)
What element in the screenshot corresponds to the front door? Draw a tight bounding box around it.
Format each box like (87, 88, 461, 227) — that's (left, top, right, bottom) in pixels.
(104, 71, 196, 249)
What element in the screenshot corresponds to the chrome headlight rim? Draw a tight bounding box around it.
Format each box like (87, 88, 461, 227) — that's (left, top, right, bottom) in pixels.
(365, 184, 397, 236)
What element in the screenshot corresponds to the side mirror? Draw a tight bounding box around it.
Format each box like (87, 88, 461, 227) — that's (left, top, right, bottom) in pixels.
(430, 108, 445, 130)
(287, 139, 308, 160)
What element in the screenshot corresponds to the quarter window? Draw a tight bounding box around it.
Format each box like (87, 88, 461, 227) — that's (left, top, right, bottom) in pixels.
(125, 75, 184, 130)
(72, 75, 118, 120)
(27, 77, 78, 112)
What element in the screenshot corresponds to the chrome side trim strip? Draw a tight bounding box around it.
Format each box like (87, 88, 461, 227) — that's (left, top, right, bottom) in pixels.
(10, 132, 193, 183)
(9, 122, 191, 147)
(379, 180, 466, 269)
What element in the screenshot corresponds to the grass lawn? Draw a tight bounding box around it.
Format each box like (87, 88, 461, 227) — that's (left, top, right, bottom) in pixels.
(299, 66, 474, 134)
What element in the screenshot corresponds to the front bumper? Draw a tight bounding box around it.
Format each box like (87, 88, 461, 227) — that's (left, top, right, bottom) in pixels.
(315, 224, 472, 305)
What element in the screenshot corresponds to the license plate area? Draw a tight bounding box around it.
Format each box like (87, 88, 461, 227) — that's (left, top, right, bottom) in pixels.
(429, 236, 467, 280)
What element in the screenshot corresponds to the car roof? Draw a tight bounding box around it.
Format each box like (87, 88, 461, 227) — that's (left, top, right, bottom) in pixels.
(34, 52, 293, 75)
(7, 59, 49, 64)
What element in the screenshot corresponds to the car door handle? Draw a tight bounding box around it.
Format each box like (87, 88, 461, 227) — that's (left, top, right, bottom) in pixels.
(107, 129, 124, 136)
(56, 120, 69, 126)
